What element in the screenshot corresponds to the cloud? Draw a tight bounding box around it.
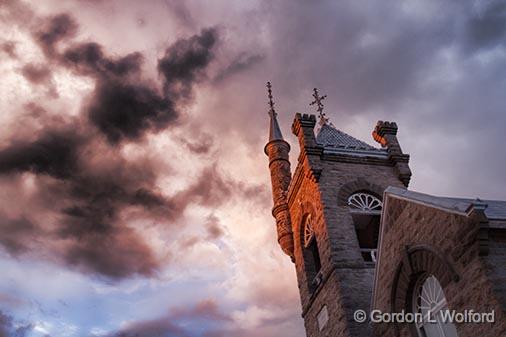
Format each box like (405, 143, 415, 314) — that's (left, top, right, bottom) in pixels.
(56, 27, 217, 144)
(213, 52, 265, 83)
(111, 320, 188, 337)
(0, 124, 253, 280)
(58, 40, 174, 144)
(178, 132, 214, 155)
(0, 310, 32, 337)
(204, 214, 224, 240)
(0, 128, 163, 279)
(0, 129, 82, 179)
(19, 63, 58, 97)
(20, 63, 52, 85)
(465, 1, 506, 51)
(0, 216, 38, 256)
(106, 299, 230, 337)
(3, 1, 505, 337)
(170, 299, 231, 322)
(0, 0, 35, 29)
(0, 11, 226, 280)
(158, 27, 217, 100)
(164, 0, 195, 28)
(1, 41, 17, 58)
(34, 13, 78, 57)
(87, 79, 174, 144)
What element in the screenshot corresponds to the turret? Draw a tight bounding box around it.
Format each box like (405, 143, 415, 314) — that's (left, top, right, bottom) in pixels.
(264, 82, 294, 261)
(372, 121, 412, 186)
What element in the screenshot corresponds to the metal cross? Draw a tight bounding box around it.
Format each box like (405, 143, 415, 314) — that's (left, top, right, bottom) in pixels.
(309, 88, 328, 126)
(267, 81, 277, 117)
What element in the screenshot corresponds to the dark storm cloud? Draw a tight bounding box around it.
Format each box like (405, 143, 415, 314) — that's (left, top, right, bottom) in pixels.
(257, 0, 506, 198)
(27, 12, 219, 146)
(260, 1, 462, 115)
(61, 43, 143, 77)
(58, 40, 175, 143)
(466, 1, 506, 51)
(0, 127, 247, 279)
(87, 80, 174, 144)
(0, 128, 162, 279)
(62, 224, 159, 279)
(0, 130, 81, 179)
(0, 12, 226, 279)
(0, 216, 38, 255)
(55, 28, 217, 144)
(158, 28, 217, 99)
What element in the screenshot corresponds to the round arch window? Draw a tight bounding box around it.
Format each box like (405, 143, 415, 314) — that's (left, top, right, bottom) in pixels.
(303, 214, 315, 248)
(347, 192, 382, 262)
(412, 275, 459, 337)
(347, 192, 382, 212)
(301, 214, 321, 286)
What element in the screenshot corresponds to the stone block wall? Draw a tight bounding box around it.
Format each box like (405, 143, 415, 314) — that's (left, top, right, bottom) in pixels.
(372, 198, 506, 337)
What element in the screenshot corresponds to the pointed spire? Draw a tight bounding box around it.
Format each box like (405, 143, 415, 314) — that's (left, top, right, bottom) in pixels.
(266, 81, 284, 141)
(309, 87, 328, 127)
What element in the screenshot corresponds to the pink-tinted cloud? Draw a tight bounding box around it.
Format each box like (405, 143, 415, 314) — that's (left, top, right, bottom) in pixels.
(0, 9, 246, 281)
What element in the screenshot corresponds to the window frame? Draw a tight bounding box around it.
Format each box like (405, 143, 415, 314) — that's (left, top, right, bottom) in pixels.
(411, 274, 459, 337)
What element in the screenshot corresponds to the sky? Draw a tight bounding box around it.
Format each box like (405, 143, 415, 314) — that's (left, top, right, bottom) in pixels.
(0, 0, 505, 336)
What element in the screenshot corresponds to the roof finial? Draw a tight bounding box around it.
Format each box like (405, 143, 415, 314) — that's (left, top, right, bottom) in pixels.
(267, 81, 277, 118)
(309, 87, 328, 126)
(266, 81, 284, 141)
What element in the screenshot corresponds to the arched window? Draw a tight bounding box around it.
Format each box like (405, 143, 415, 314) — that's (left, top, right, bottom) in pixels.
(302, 214, 322, 289)
(347, 191, 382, 263)
(412, 275, 458, 337)
(348, 192, 382, 212)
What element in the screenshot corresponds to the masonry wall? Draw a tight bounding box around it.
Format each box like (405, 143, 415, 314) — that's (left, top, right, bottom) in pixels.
(485, 228, 506, 312)
(289, 157, 406, 337)
(373, 199, 506, 337)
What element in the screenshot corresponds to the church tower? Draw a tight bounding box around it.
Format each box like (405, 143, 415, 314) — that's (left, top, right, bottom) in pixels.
(264, 85, 412, 337)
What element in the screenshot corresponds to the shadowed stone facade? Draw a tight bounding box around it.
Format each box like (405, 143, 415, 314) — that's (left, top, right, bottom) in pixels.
(265, 107, 506, 337)
(373, 188, 506, 337)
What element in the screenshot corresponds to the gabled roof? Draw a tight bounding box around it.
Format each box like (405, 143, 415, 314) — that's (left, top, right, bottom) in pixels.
(384, 186, 506, 222)
(316, 124, 376, 150)
(372, 187, 506, 310)
(316, 123, 387, 157)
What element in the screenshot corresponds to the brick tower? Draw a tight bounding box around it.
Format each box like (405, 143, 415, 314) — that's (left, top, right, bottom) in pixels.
(264, 86, 411, 337)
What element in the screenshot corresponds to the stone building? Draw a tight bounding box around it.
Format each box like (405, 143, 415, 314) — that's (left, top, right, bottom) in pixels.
(264, 86, 506, 337)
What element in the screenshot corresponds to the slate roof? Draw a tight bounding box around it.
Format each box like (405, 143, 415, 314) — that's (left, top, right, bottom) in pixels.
(385, 187, 506, 221)
(316, 124, 375, 149)
(315, 123, 387, 157)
